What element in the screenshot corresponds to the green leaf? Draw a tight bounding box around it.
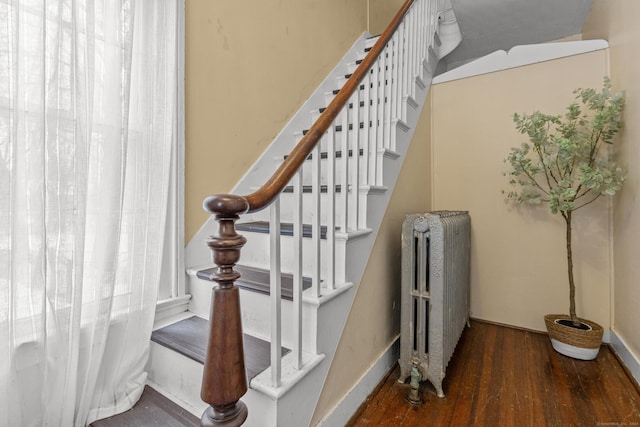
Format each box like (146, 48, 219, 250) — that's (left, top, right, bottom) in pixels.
(503, 77, 626, 215)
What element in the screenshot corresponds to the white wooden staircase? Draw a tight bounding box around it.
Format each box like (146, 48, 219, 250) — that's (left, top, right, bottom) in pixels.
(147, 1, 461, 426)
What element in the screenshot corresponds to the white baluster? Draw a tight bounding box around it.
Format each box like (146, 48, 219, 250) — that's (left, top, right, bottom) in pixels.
(418, 0, 425, 79)
(385, 42, 394, 152)
(361, 66, 371, 187)
(391, 32, 400, 124)
(340, 109, 349, 234)
(326, 128, 336, 290)
(369, 56, 379, 186)
(376, 51, 386, 187)
(406, 15, 414, 101)
(292, 169, 303, 369)
(408, 6, 416, 98)
(312, 142, 321, 297)
(270, 199, 282, 387)
(350, 89, 360, 231)
(396, 22, 405, 121)
(404, 19, 411, 105)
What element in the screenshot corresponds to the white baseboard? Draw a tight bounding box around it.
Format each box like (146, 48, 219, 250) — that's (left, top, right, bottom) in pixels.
(316, 337, 400, 427)
(609, 329, 640, 387)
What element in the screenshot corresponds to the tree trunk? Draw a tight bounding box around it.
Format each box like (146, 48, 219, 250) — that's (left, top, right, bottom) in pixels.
(564, 211, 579, 326)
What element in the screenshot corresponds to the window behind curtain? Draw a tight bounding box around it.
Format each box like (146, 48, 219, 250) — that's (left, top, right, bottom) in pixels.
(0, 1, 181, 425)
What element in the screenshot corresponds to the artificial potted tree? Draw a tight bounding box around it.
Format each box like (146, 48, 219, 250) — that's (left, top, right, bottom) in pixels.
(503, 77, 625, 360)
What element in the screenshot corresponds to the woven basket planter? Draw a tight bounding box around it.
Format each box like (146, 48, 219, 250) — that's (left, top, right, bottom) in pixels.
(544, 314, 604, 360)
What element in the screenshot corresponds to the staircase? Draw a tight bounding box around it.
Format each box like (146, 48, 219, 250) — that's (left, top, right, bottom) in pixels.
(147, 1, 461, 426)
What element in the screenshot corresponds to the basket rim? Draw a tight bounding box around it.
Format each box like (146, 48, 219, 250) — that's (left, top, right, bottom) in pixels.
(544, 314, 604, 349)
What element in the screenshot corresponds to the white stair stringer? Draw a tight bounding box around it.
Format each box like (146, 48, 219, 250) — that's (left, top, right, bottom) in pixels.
(177, 5, 462, 427)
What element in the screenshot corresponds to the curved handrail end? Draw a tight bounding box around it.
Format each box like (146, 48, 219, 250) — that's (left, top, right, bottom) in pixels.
(204, 194, 250, 216)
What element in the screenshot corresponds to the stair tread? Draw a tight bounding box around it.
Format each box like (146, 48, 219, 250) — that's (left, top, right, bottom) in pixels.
(283, 148, 363, 160)
(302, 121, 367, 135)
(151, 316, 289, 380)
(90, 385, 199, 427)
(196, 264, 312, 300)
(236, 221, 330, 239)
(282, 184, 342, 194)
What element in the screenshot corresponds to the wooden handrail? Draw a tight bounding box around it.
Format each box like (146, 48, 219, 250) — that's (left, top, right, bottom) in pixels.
(200, 1, 416, 425)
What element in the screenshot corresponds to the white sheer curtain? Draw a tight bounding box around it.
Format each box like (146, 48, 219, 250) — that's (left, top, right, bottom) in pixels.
(0, 0, 177, 425)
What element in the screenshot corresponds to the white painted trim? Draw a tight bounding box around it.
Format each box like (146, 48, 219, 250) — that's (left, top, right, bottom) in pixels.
(251, 352, 326, 399)
(433, 39, 609, 84)
(153, 295, 192, 326)
(176, 0, 186, 298)
(146, 378, 203, 417)
(157, 0, 186, 307)
(302, 282, 354, 307)
(609, 329, 640, 387)
(316, 337, 400, 427)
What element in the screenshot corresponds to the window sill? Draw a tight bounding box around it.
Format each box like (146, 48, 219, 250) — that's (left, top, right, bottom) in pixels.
(154, 295, 192, 328)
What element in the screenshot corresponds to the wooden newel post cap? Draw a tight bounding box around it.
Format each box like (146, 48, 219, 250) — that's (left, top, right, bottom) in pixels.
(204, 194, 250, 216)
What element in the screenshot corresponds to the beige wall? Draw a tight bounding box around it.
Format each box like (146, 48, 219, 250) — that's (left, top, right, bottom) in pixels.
(431, 51, 611, 332)
(185, 0, 367, 241)
(312, 92, 432, 425)
(583, 0, 640, 362)
(367, 0, 405, 35)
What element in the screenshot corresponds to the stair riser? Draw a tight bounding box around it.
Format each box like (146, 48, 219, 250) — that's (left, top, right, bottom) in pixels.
(233, 230, 347, 283)
(186, 277, 319, 354)
(147, 342, 208, 416)
(285, 126, 399, 194)
(147, 341, 278, 426)
(246, 192, 372, 229)
(292, 150, 386, 188)
(248, 169, 394, 231)
(233, 287, 319, 354)
(291, 153, 367, 186)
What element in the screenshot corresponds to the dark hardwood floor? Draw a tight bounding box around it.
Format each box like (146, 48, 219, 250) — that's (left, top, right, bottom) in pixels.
(348, 320, 640, 427)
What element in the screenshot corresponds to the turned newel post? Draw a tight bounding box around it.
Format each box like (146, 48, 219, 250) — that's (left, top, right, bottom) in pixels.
(201, 195, 250, 427)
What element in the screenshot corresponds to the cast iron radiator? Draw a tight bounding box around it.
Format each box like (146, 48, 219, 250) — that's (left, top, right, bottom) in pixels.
(398, 211, 471, 397)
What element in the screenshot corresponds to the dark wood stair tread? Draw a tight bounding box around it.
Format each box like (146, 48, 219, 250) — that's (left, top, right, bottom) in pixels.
(282, 184, 342, 194)
(236, 221, 329, 239)
(284, 148, 363, 160)
(196, 264, 311, 300)
(90, 386, 200, 427)
(302, 122, 369, 135)
(320, 100, 370, 113)
(151, 316, 289, 380)
(333, 84, 367, 95)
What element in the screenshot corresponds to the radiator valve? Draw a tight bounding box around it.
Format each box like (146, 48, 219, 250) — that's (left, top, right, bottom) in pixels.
(406, 359, 423, 405)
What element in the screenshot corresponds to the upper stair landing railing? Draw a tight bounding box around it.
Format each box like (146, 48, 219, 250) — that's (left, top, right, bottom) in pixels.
(199, 1, 452, 425)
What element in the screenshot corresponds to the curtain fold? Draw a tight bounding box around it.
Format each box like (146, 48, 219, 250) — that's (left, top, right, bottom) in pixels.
(0, 1, 178, 425)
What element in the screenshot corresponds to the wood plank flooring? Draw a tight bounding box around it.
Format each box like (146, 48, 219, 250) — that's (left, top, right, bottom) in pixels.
(348, 320, 640, 427)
